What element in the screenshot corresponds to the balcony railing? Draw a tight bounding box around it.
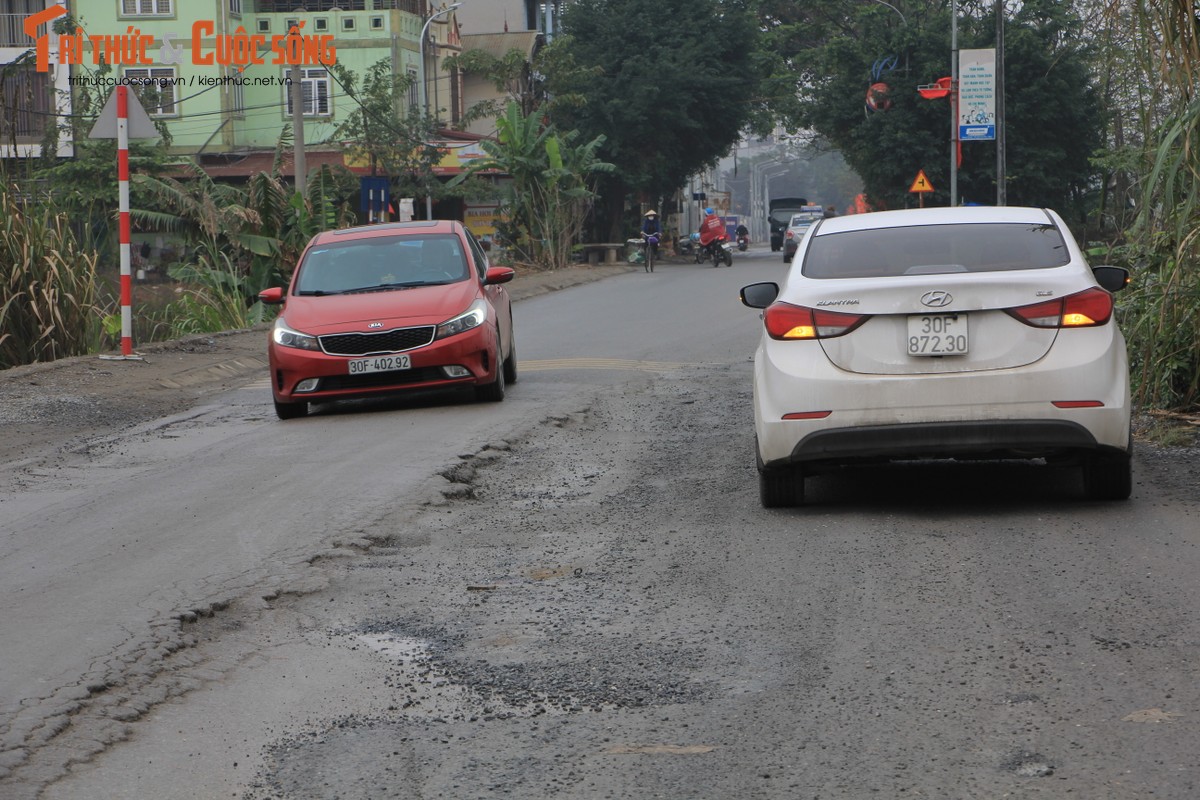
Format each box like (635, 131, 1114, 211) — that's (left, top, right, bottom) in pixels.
(252, 0, 411, 12)
(0, 13, 36, 48)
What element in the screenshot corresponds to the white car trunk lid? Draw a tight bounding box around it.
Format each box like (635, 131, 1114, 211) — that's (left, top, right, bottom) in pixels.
(806, 271, 1078, 375)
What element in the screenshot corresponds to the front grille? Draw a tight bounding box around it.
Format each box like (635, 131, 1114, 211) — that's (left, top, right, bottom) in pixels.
(318, 367, 449, 391)
(319, 325, 436, 356)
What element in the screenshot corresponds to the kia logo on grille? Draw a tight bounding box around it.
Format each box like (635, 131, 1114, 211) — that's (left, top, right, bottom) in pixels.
(368, 322, 384, 329)
(921, 290, 954, 308)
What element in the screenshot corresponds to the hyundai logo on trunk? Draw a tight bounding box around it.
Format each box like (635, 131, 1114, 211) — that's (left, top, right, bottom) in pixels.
(921, 290, 954, 308)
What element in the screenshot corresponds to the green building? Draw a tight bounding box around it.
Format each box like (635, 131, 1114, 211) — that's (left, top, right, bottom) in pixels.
(72, 0, 461, 161)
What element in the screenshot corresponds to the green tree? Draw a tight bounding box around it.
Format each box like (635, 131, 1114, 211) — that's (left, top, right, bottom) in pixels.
(760, 0, 1102, 215)
(132, 143, 355, 333)
(330, 60, 445, 212)
(545, 0, 762, 240)
(444, 47, 546, 132)
(450, 102, 612, 270)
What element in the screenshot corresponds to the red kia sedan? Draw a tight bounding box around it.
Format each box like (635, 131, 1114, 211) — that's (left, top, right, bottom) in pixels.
(258, 220, 516, 419)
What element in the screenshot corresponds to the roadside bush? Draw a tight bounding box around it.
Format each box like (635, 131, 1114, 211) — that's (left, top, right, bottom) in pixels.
(1120, 236, 1200, 411)
(0, 189, 102, 369)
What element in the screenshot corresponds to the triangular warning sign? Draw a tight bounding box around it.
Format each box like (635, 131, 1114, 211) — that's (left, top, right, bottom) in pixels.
(89, 88, 160, 140)
(909, 170, 934, 193)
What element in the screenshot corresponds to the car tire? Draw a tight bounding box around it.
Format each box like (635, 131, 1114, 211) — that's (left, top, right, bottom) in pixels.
(274, 399, 308, 420)
(1082, 448, 1132, 501)
(502, 331, 518, 385)
(759, 465, 805, 508)
(476, 337, 506, 402)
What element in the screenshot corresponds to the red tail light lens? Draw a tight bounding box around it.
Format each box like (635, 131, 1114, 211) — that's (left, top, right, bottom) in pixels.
(1006, 287, 1114, 328)
(764, 302, 869, 340)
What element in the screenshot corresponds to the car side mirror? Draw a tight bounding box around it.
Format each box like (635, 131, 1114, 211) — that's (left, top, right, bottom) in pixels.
(258, 287, 285, 305)
(484, 266, 515, 285)
(1092, 265, 1130, 293)
(740, 282, 779, 309)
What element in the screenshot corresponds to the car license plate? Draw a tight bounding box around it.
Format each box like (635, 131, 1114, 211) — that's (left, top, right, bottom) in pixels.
(348, 354, 412, 374)
(907, 313, 968, 356)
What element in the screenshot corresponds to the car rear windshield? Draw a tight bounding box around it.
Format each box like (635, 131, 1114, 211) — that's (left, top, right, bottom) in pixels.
(802, 222, 1071, 279)
(295, 234, 470, 295)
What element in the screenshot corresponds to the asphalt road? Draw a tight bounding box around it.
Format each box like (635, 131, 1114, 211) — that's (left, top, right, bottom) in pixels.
(3, 246, 1199, 799)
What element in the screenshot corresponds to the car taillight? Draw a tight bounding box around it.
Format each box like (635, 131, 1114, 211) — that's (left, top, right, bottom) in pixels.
(1006, 287, 1114, 328)
(785, 230, 794, 240)
(763, 302, 868, 340)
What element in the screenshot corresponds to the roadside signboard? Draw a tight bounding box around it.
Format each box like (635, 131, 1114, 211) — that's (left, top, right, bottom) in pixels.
(958, 48, 996, 141)
(909, 170, 934, 194)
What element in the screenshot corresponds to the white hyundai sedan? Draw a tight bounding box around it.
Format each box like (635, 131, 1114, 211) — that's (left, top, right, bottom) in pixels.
(740, 205, 1132, 507)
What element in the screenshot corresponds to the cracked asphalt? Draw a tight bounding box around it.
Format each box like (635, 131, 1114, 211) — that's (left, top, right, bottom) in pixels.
(3, 255, 1200, 799)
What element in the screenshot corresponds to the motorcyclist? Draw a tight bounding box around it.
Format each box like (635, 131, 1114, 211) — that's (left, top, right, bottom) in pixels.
(735, 223, 750, 246)
(698, 207, 725, 258)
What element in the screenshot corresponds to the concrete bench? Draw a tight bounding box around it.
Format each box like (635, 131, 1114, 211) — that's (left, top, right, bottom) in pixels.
(578, 243, 628, 265)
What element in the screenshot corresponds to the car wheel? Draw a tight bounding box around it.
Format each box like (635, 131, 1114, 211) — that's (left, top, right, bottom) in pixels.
(759, 465, 804, 508)
(1082, 448, 1132, 501)
(274, 398, 308, 420)
(502, 331, 518, 385)
(476, 338, 506, 402)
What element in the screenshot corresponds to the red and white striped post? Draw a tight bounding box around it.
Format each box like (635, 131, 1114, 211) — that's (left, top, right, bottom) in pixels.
(116, 84, 134, 357)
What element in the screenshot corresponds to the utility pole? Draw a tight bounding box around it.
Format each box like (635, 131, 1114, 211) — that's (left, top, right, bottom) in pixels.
(950, 0, 958, 206)
(995, 0, 1006, 205)
(290, 62, 306, 196)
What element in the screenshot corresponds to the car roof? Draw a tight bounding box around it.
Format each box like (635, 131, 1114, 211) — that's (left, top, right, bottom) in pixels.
(814, 205, 1056, 236)
(309, 220, 464, 246)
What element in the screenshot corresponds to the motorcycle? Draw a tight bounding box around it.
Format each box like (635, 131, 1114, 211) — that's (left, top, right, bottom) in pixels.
(699, 235, 734, 268)
(736, 232, 749, 251)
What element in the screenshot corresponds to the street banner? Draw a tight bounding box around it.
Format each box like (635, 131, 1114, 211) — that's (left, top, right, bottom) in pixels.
(958, 48, 996, 141)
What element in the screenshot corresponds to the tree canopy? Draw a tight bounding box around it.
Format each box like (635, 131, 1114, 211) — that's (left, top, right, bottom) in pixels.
(756, 0, 1102, 216)
(545, 0, 762, 239)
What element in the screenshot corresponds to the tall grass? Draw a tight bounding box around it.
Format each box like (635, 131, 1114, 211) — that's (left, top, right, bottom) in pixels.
(0, 188, 102, 369)
(1120, 0, 1200, 410)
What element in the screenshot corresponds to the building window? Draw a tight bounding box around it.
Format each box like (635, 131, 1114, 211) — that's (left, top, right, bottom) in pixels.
(256, 18, 270, 33)
(369, 15, 384, 30)
(123, 67, 178, 116)
(0, 66, 50, 142)
(285, 68, 331, 117)
(121, 0, 173, 15)
(341, 17, 356, 31)
(407, 68, 418, 110)
(313, 18, 328, 31)
(285, 18, 299, 34)
(449, 66, 460, 124)
(228, 0, 242, 15)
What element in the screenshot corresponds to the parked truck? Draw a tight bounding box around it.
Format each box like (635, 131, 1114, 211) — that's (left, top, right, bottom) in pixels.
(768, 197, 809, 252)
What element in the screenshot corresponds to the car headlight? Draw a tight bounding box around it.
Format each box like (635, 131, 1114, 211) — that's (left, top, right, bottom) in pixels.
(435, 298, 488, 340)
(272, 319, 321, 351)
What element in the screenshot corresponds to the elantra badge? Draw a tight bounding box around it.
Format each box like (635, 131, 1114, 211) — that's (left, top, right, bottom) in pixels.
(921, 290, 954, 308)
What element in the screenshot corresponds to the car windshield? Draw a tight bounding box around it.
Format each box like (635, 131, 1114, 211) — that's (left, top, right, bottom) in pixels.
(294, 234, 470, 295)
(802, 222, 1071, 279)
